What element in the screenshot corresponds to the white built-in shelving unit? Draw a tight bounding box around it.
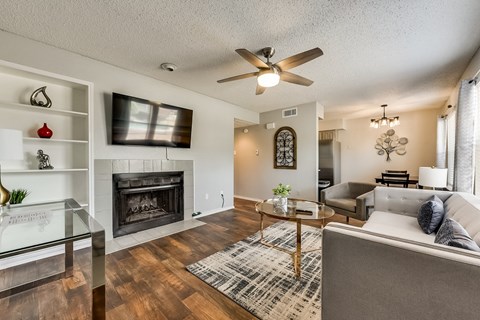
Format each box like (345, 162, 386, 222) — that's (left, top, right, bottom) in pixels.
(0, 60, 93, 211)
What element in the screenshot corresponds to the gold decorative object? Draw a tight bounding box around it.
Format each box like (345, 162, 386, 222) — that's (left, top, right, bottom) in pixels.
(0, 181, 10, 207)
(0, 129, 24, 209)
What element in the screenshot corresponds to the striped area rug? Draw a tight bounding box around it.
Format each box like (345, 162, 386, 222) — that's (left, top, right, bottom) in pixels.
(186, 221, 322, 320)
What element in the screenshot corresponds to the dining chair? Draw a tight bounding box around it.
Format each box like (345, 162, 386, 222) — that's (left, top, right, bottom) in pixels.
(385, 170, 408, 174)
(381, 172, 410, 188)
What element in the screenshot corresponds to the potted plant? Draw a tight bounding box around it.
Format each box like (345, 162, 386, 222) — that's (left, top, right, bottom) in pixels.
(272, 183, 291, 197)
(272, 183, 291, 210)
(9, 189, 29, 205)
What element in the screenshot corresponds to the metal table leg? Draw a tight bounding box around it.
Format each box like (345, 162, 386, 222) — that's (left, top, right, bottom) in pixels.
(295, 220, 302, 277)
(77, 209, 106, 320)
(90, 222, 105, 320)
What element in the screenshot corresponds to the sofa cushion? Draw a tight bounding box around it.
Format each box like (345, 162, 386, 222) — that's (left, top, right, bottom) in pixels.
(417, 195, 445, 234)
(325, 198, 356, 212)
(444, 193, 480, 247)
(363, 211, 435, 244)
(434, 218, 480, 252)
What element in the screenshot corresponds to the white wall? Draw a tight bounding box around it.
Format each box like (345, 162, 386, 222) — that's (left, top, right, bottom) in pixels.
(234, 102, 319, 201)
(0, 31, 259, 214)
(327, 108, 438, 182)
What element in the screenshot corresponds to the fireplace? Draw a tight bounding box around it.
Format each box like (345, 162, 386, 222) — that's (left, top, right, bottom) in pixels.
(112, 171, 184, 237)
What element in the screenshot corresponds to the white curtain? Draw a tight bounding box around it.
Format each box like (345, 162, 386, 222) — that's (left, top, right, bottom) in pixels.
(453, 80, 478, 193)
(447, 112, 456, 190)
(476, 81, 480, 195)
(436, 116, 447, 168)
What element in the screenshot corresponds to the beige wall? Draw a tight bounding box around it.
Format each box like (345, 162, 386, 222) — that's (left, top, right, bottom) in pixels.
(330, 108, 439, 183)
(234, 102, 319, 201)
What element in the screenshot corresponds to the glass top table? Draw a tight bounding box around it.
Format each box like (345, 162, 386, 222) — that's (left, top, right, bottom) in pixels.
(256, 198, 335, 222)
(0, 199, 105, 319)
(255, 198, 335, 277)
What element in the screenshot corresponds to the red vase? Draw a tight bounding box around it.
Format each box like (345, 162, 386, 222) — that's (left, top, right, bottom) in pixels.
(37, 123, 53, 139)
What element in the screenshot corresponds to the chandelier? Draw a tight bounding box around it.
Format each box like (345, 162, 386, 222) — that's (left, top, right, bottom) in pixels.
(369, 104, 400, 128)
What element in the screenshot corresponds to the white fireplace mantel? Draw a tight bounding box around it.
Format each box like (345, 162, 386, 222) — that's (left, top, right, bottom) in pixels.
(94, 159, 194, 241)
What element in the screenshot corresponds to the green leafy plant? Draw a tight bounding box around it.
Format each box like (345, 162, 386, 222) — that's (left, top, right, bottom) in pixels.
(272, 183, 291, 197)
(10, 189, 29, 204)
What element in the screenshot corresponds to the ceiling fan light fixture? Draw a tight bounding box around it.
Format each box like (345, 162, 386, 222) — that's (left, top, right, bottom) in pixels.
(217, 47, 322, 94)
(257, 68, 280, 88)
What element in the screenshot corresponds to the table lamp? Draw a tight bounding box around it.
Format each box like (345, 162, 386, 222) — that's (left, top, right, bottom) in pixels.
(0, 129, 24, 207)
(418, 167, 448, 190)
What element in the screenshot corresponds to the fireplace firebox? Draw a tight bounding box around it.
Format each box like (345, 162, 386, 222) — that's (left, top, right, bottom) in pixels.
(112, 171, 184, 237)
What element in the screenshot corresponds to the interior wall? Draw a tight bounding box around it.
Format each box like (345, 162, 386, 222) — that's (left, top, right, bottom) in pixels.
(234, 102, 319, 201)
(440, 46, 480, 116)
(329, 108, 439, 182)
(0, 30, 259, 214)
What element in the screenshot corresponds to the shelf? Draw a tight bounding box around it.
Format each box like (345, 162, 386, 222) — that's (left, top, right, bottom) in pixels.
(0, 60, 91, 89)
(23, 137, 88, 144)
(0, 59, 92, 213)
(0, 100, 87, 117)
(3, 168, 88, 173)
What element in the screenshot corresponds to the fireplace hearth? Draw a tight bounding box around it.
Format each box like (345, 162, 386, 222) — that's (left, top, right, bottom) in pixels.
(113, 171, 184, 237)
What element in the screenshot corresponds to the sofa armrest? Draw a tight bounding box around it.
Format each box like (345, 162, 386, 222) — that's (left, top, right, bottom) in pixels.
(322, 223, 480, 320)
(321, 183, 349, 202)
(356, 190, 374, 220)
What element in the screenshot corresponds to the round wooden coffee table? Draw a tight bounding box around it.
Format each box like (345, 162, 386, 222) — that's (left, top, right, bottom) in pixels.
(255, 198, 334, 277)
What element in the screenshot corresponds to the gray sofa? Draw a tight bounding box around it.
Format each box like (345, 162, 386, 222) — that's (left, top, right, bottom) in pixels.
(322, 187, 480, 320)
(320, 182, 379, 221)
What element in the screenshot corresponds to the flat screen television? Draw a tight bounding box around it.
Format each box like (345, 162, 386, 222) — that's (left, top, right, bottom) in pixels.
(111, 92, 193, 148)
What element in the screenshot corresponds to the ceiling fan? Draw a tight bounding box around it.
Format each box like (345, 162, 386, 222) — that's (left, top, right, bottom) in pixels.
(217, 47, 323, 95)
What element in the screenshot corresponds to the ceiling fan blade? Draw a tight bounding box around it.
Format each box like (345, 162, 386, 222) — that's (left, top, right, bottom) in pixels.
(217, 72, 258, 83)
(280, 71, 314, 86)
(235, 49, 269, 69)
(256, 84, 266, 95)
(275, 47, 323, 71)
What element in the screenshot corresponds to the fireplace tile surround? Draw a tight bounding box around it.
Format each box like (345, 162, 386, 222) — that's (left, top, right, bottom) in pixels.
(94, 159, 195, 246)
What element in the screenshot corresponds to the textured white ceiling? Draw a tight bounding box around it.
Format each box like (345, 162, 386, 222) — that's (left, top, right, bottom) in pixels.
(1, 0, 480, 118)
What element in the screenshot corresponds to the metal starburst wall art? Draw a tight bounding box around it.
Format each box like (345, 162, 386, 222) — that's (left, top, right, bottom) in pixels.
(375, 129, 408, 161)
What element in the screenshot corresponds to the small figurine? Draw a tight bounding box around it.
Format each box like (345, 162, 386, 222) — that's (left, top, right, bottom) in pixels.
(37, 149, 54, 170)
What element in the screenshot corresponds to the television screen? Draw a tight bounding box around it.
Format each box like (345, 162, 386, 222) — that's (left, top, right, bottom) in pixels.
(112, 93, 193, 148)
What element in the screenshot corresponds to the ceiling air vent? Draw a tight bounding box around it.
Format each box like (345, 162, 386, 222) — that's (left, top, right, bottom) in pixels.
(282, 107, 297, 118)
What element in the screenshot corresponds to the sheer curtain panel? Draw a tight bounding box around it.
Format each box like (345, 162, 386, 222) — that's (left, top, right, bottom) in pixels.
(453, 80, 478, 193)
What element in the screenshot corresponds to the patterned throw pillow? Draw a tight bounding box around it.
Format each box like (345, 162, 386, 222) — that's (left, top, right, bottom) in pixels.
(417, 195, 445, 234)
(435, 218, 480, 252)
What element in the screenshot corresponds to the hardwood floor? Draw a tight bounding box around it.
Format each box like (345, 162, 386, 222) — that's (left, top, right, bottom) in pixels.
(0, 198, 363, 319)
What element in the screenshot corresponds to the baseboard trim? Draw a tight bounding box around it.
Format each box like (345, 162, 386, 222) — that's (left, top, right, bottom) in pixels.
(234, 195, 263, 202)
(193, 206, 235, 219)
(0, 239, 91, 270)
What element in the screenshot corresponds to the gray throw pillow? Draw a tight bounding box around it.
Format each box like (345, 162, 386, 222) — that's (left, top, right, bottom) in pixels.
(417, 195, 445, 234)
(435, 218, 480, 252)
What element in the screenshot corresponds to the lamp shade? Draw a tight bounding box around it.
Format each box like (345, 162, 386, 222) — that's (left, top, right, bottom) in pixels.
(418, 167, 447, 188)
(0, 129, 24, 160)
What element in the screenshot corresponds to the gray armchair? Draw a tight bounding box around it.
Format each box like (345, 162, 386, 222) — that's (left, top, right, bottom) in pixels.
(320, 182, 379, 222)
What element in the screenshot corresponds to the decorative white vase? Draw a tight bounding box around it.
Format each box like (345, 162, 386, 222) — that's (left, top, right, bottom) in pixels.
(273, 195, 288, 211)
